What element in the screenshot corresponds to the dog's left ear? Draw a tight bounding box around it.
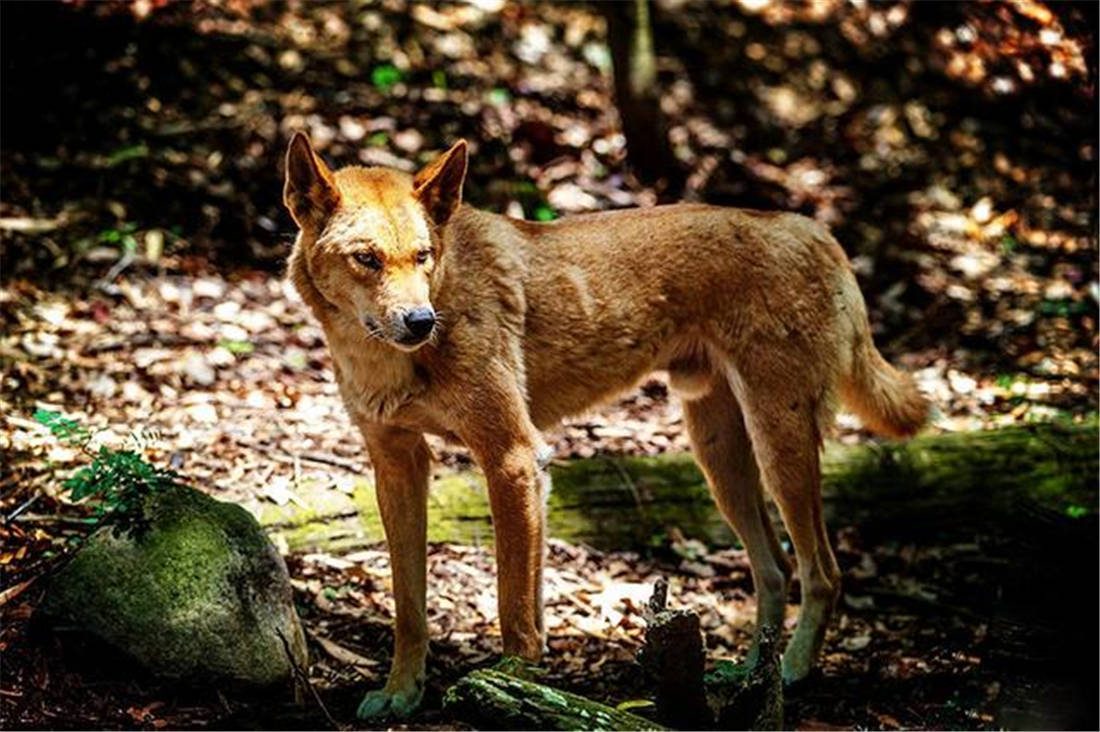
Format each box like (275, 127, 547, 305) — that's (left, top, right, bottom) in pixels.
(413, 139, 468, 226)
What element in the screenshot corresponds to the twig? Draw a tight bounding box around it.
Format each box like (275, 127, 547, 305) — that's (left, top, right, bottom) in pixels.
(14, 514, 98, 526)
(0, 577, 37, 607)
(296, 451, 363, 473)
(215, 689, 233, 717)
(276, 628, 343, 731)
(5, 493, 41, 522)
(96, 249, 136, 292)
(262, 510, 359, 530)
(608, 457, 646, 515)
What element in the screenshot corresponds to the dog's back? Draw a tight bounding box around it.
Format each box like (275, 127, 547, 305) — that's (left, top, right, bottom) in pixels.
(438, 203, 926, 440)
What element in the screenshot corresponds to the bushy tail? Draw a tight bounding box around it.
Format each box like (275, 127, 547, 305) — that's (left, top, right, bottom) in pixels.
(839, 342, 929, 439)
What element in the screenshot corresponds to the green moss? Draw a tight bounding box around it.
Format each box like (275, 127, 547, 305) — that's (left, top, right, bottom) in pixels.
(257, 423, 1098, 553)
(43, 487, 307, 686)
(444, 669, 666, 730)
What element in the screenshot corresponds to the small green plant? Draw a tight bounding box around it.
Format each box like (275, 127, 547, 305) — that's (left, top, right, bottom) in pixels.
(34, 409, 184, 537)
(1066, 504, 1090, 519)
(704, 659, 749, 687)
(218, 338, 255, 355)
(97, 221, 139, 256)
(370, 64, 402, 92)
(105, 142, 150, 167)
(533, 204, 557, 222)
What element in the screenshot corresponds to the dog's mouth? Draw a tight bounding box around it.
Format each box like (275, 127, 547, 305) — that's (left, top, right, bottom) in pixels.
(393, 332, 433, 350)
(362, 315, 434, 351)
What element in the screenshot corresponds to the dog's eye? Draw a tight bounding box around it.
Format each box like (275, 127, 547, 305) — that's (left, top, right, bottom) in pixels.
(416, 249, 432, 265)
(352, 252, 382, 271)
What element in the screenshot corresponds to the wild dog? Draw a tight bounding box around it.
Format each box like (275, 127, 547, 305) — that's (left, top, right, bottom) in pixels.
(282, 132, 928, 719)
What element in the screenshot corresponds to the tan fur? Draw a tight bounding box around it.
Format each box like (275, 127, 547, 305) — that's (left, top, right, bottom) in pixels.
(282, 133, 929, 715)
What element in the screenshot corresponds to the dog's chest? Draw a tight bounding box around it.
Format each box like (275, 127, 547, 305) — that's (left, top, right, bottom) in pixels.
(331, 343, 419, 419)
(328, 339, 455, 439)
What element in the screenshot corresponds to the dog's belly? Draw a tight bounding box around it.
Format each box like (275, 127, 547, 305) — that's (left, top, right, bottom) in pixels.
(522, 329, 691, 429)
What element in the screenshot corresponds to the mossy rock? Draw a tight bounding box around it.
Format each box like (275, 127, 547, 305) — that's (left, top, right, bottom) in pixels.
(40, 487, 308, 687)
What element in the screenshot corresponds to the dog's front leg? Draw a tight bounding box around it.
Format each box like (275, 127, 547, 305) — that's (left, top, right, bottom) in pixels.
(461, 394, 548, 662)
(478, 438, 546, 660)
(356, 424, 430, 720)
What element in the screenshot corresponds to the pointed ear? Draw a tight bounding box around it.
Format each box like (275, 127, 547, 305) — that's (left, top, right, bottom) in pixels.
(413, 140, 468, 226)
(283, 132, 339, 228)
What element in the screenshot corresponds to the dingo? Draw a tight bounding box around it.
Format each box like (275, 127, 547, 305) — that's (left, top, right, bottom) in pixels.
(282, 132, 928, 719)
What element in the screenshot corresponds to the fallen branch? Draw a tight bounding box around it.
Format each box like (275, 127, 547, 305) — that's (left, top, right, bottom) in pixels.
(308, 631, 380, 680)
(443, 669, 667, 731)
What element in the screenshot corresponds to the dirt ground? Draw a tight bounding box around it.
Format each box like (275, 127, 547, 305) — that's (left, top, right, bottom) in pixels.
(0, 535, 1014, 730)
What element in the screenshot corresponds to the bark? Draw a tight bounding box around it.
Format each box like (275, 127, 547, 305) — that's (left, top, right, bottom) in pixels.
(442, 669, 667, 731)
(637, 578, 710, 728)
(710, 628, 783, 731)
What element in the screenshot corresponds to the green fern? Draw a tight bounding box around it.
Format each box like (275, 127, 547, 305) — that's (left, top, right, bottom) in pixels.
(34, 409, 183, 536)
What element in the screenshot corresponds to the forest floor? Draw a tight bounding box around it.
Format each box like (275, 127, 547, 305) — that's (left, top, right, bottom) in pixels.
(2, 259, 1062, 731)
(1, 1, 1097, 729)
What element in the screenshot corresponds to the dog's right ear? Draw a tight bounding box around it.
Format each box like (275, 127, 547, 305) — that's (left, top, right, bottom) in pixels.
(413, 139, 468, 226)
(284, 132, 340, 229)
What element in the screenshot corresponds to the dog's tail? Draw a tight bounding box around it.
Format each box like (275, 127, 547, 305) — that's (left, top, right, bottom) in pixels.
(836, 280, 929, 439)
(840, 342, 928, 438)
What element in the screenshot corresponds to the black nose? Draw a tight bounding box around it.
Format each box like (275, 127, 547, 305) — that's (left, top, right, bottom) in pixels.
(403, 307, 436, 339)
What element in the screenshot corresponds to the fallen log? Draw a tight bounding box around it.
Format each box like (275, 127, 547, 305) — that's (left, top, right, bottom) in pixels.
(442, 669, 667, 731)
(255, 422, 1098, 552)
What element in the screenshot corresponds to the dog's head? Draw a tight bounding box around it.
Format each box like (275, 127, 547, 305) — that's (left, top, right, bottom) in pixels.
(283, 132, 467, 351)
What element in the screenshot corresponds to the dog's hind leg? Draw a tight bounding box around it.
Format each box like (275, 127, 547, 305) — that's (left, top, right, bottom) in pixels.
(724, 365, 841, 684)
(681, 376, 792, 667)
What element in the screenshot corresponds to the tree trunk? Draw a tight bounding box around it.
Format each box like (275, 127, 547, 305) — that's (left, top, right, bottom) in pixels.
(442, 669, 667, 731)
(709, 628, 783, 731)
(603, 0, 683, 196)
(637, 578, 711, 728)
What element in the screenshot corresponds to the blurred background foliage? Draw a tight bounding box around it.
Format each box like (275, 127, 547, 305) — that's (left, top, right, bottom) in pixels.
(0, 0, 1096, 390)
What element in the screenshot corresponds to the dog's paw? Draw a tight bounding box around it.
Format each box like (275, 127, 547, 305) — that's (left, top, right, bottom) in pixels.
(781, 620, 829, 689)
(780, 648, 816, 688)
(355, 683, 424, 720)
